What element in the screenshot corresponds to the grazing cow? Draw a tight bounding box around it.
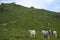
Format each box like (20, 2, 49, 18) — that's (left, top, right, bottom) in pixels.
(49, 30, 57, 38)
(27, 30, 36, 38)
(41, 29, 50, 40)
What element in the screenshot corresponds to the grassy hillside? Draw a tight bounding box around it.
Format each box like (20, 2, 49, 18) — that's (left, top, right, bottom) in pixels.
(0, 3, 60, 40)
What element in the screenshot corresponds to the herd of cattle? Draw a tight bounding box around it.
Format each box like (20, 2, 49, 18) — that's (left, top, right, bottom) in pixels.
(27, 29, 57, 40)
(1, 21, 57, 40)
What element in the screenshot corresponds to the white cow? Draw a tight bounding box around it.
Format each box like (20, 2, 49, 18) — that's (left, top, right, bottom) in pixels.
(41, 29, 50, 40)
(27, 30, 36, 38)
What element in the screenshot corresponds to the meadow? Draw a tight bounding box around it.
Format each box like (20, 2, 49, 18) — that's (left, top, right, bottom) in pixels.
(0, 3, 60, 40)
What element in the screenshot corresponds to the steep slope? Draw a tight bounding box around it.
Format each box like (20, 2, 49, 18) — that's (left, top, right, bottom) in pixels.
(0, 3, 60, 40)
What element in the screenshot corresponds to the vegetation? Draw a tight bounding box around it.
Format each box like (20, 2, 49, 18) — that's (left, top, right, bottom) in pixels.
(0, 3, 60, 40)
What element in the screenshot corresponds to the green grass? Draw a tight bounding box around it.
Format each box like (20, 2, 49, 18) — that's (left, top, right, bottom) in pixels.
(0, 3, 60, 40)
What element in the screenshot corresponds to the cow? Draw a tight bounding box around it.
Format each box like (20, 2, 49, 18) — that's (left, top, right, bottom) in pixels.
(49, 30, 57, 38)
(41, 29, 50, 40)
(27, 30, 36, 38)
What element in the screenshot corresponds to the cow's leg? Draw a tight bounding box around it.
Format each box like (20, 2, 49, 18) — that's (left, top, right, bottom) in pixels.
(47, 36, 50, 40)
(33, 35, 35, 38)
(55, 34, 57, 38)
(42, 35, 44, 40)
